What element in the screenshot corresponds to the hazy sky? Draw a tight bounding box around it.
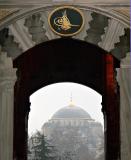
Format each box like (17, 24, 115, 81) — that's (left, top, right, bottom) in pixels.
(28, 82, 103, 135)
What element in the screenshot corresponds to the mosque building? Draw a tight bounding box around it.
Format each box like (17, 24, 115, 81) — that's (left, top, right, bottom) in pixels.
(41, 101, 104, 160)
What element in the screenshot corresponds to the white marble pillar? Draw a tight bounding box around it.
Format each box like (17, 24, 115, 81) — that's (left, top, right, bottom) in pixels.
(0, 47, 17, 160)
(117, 53, 131, 160)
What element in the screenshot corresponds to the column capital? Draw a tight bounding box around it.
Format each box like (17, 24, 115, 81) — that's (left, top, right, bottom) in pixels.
(0, 46, 17, 91)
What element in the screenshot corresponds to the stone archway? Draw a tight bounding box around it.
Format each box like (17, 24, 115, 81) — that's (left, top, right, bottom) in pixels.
(0, 3, 130, 160)
(13, 38, 120, 160)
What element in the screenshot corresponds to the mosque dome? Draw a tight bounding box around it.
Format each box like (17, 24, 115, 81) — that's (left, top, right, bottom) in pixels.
(51, 104, 91, 119)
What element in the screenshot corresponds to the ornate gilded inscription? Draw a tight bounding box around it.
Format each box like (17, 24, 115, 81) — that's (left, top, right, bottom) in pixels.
(48, 6, 84, 37)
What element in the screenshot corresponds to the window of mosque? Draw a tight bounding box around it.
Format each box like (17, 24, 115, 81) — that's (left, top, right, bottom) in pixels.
(28, 82, 104, 160)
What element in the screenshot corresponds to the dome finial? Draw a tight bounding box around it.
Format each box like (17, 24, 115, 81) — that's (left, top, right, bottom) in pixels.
(70, 92, 74, 107)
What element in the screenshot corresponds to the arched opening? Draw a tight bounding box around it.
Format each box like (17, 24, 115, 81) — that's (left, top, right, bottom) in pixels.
(13, 38, 120, 160)
(28, 82, 104, 160)
(29, 82, 103, 134)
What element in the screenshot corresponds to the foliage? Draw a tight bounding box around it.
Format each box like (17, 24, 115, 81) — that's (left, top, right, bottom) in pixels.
(29, 131, 58, 160)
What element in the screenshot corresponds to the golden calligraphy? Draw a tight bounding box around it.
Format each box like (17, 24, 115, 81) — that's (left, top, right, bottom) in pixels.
(54, 10, 79, 30)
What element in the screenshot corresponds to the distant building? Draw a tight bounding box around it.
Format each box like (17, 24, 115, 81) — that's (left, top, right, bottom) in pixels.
(41, 103, 104, 160)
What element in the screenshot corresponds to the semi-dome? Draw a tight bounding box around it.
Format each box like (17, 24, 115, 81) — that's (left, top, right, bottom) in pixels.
(52, 105, 91, 119)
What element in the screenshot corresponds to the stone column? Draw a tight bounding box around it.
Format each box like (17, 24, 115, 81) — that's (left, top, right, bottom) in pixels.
(0, 47, 17, 160)
(117, 53, 131, 160)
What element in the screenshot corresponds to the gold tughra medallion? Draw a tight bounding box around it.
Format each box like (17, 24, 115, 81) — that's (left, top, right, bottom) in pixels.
(48, 6, 84, 37)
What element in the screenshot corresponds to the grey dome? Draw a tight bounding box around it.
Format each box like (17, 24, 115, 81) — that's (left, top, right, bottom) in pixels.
(52, 105, 91, 119)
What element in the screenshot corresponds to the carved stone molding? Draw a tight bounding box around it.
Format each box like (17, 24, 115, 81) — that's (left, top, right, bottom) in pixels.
(84, 12, 109, 45)
(99, 19, 125, 52)
(24, 13, 49, 44)
(0, 28, 23, 59)
(73, 10, 93, 40)
(111, 28, 130, 59)
(9, 21, 34, 52)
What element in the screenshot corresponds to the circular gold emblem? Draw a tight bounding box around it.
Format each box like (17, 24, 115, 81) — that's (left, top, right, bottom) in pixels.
(48, 6, 84, 37)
